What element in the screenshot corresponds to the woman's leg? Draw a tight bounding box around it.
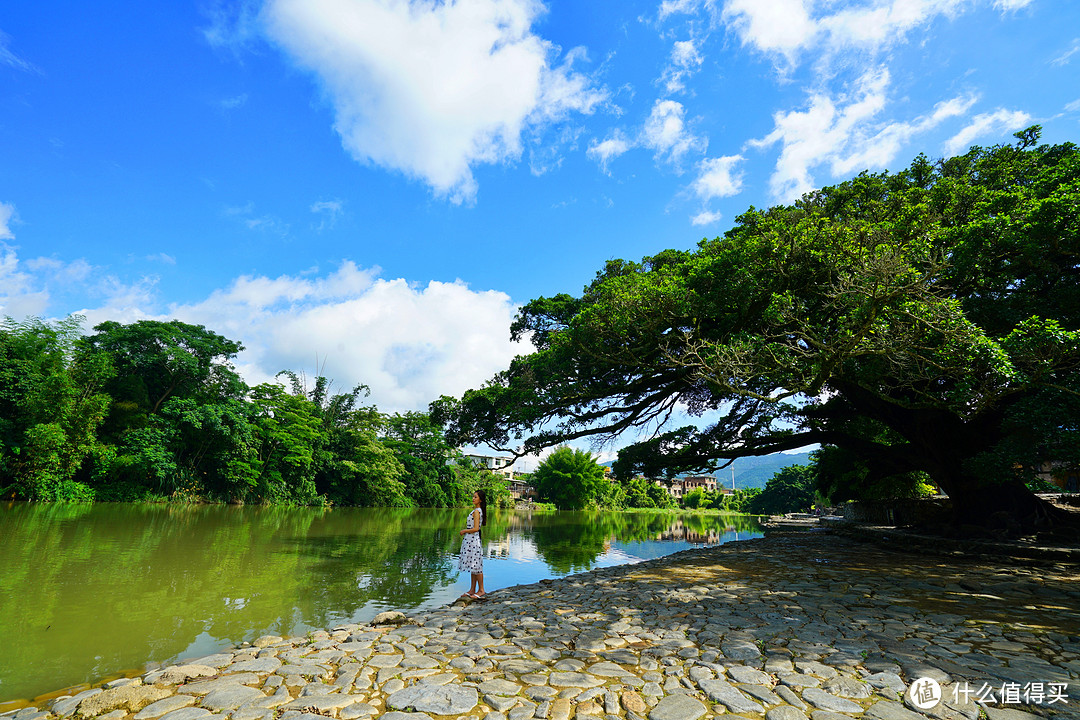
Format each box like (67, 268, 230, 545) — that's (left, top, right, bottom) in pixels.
(475, 572, 485, 597)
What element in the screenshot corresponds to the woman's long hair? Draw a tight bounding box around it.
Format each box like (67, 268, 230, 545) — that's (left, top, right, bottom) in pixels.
(476, 489, 488, 527)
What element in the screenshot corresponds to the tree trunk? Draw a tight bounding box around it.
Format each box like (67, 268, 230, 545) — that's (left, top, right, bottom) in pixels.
(936, 472, 1073, 531)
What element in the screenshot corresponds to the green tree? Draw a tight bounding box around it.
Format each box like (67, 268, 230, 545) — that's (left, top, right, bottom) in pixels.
(0, 317, 112, 501)
(747, 465, 817, 515)
(247, 383, 322, 504)
(382, 412, 461, 507)
(531, 446, 608, 510)
(439, 129, 1080, 529)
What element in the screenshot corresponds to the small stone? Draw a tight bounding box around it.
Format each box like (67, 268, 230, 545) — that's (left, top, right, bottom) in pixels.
(371, 612, 407, 626)
(550, 699, 571, 720)
(253, 636, 283, 648)
(487, 696, 521, 713)
(575, 702, 603, 718)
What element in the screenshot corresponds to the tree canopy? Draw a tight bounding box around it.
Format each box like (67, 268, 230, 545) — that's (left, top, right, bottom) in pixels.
(531, 446, 609, 509)
(436, 128, 1080, 527)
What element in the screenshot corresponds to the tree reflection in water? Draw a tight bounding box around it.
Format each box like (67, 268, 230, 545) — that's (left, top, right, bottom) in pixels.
(0, 503, 761, 704)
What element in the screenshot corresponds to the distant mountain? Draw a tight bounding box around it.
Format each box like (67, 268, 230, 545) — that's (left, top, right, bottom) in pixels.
(601, 452, 813, 490)
(720, 453, 813, 491)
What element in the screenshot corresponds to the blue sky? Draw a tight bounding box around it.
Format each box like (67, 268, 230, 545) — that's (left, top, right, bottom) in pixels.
(2, 0, 1079, 432)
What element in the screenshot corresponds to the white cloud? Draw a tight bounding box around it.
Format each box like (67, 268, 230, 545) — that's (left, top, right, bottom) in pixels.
(1052, 39, 1080, 66)
(0, 28, 38, 73)
(201, 0, 263, 52)
(146, 253, 177, 265)
(751, 68, 980, 202)
(642, 99, 707, 166)
(262, 0, 606, 204)
(722, 0, 817, 62)
(661, 38, 704, 94)
(159, 264, 526, 411)
(218, 93, 249, 110)
(693, 155, 744, 200)
(691, 210, 723, 226)
(586, 131, 632, 173)
(311, 199, 344, 231)
(0, 201, 16, 240)
(658, 0, 713, 23)
(1, 245, 50, 319)
(1066, 99, 1080, 113)
(719, 0, 1034, 69)
(944, 108, 1032, 156)
(751, 67, 890, 200)
(994, 0, 1033, 9)
(4, 245, 528, 413)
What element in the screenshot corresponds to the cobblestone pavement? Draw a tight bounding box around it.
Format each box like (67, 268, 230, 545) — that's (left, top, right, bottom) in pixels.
(5, 533, 1079, 720)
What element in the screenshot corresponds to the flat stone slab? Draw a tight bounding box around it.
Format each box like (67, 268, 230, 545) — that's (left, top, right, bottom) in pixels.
(864, 701, 924, 720)
(146, 665, 217, 685)
(133, 696, 196, 720)
(190, 654, 233, 668)
(201, 685, 266, 712)
(181, 674, 260, 695)
(549, 672, 604, 688)
(802, 688, 864, 713)
(280, 696, 359, 714)
(157, 709, 212, 720)
(766, 707, 809, 720)
(698, 679, 764, 715)
(378, 713, 433, 720)
(648, 693, 707, 720)
(367, 654, 404, 668)
(587, 662, 632, 678)
(228, 657, 282, 674)
(77, 685, 172, 717)
(479, 679, 523, 696)
(387, 684, 479, 715)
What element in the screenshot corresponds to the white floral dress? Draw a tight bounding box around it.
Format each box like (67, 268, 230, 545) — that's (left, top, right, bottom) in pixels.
(458, 508, 483, 573)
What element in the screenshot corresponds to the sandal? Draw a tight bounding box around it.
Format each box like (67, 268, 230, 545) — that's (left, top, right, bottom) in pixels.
(464, 592, 478, 599)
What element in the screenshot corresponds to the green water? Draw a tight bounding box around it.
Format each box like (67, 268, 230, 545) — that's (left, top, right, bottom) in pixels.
(0, 502, 762, 703)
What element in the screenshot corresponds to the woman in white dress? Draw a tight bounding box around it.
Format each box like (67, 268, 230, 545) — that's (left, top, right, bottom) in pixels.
(458, 490, 487, 598)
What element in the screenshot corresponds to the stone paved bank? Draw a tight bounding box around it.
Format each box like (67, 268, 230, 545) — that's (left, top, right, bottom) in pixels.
(6, 534, 1080, 720)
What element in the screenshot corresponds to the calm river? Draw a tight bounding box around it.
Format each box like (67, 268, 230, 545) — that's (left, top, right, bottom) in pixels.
(0, 503, 763, 703)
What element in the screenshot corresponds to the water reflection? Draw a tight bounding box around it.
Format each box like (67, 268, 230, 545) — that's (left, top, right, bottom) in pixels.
(0, 503, 761, 702)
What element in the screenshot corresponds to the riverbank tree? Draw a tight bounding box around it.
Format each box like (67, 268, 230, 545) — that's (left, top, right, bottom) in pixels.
(436, 129, 1080, 530)
(0, 318, 508, 507)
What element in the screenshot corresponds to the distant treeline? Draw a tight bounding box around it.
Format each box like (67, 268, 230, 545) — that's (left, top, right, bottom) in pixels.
(0, 317, 509, 506)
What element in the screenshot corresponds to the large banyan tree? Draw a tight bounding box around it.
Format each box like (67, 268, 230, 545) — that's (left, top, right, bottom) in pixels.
(434, 128, 1080, 528)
